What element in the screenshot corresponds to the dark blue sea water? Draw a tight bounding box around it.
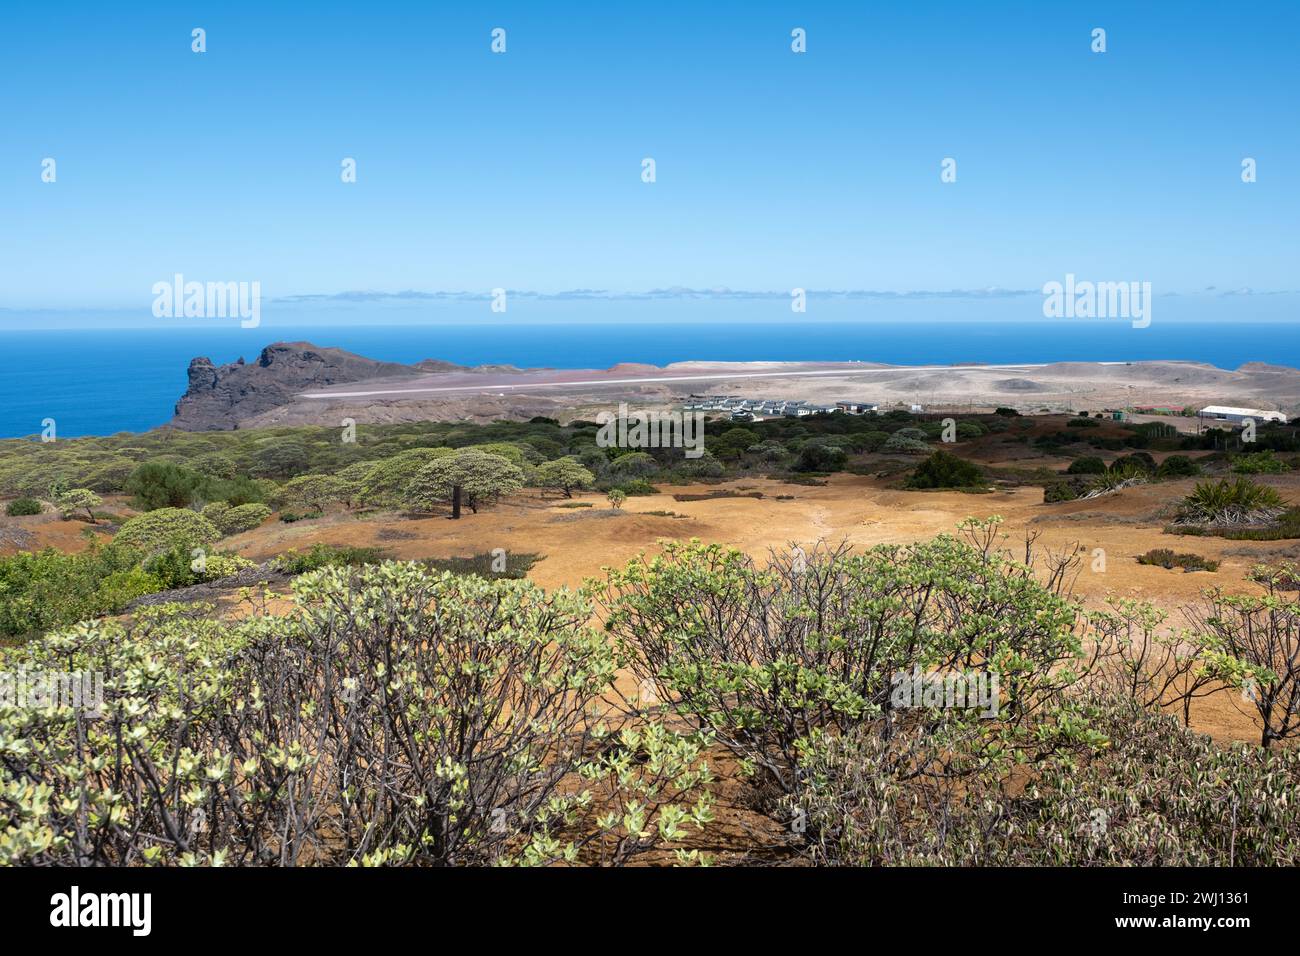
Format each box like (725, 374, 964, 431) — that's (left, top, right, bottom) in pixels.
(2, 322, 1298, 439)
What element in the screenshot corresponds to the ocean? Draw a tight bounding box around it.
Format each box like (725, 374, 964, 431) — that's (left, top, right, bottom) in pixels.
(2, 321, 1299, 439)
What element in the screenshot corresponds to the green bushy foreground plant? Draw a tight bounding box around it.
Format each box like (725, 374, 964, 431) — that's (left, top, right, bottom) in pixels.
(0, 566, 712, 866)
(594, 520, 1300, 863)
(0, 543, 155, 639)
(6, 518, 1300, 866)
(787, 692, 1300, 865)
(597, 521, 1087, 797)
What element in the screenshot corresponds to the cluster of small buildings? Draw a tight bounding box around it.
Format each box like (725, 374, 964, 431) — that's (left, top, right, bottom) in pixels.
(684, 395, 884, 422)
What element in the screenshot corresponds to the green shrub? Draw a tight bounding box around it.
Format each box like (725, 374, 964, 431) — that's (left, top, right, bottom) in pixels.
(422, 551, 542, 579)
(271, 543, 391, 574)
(219, 503, 272, 535)
(124, 461, 204, 510)
(5, 497, 41, 516)
(794, 443, 847, 473)
(1066, 456, 1106, 476)
(904, 451, 984, 490)
(1135, 548, 1219, 572)
(1175, 478, 1287, 527)
(611, 479, 658, 497)
(0, 565, 710, 866)
(1110, 452, 1156, 474)
(1232, 450, 1287, 475)
(114, 508, 220, 556)
(880, 434, 930, 456)
(674, 450, 726, 479)
(1044, 477, 1091, 503)
(0, 542, 151, 639)
(1156, 454, 1200, 478)
(597, 526, 1082, 797)
(787, 693, 1300, 865)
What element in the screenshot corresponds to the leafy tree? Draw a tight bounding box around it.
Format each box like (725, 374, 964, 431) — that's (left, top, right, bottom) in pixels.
(82, 458, 138, 493)
(281, 474, 348, 512)
(125, 461, 204, 510)
(190, 452, 239, 480)
(335, 461, 378, 510)
(795, 443, 848, 472)
(407, 450, 525, 518)
(250, 439, 311, 479)
(54, 488, 102, 521)
(359, 447, 455, 506)
(905, 451, 984, 490)
(533, 457, 595, 498)
(609, 452, 659, 479)
(880, 434, 931, 456)
(675, 450, 726, 478)
(607, 488, 627, 510)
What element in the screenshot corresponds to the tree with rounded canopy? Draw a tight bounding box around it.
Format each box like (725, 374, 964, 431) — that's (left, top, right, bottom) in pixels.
(115, 508, 220, 555)
(55, 488, 102, 521)
(609, 452, 659, 479)
(124, 461, 204, 510)
(281, 473, 348, 512)
(532, 457, 595, 498)
(359, 447, 455, 506)
(407, 449, 525, 518)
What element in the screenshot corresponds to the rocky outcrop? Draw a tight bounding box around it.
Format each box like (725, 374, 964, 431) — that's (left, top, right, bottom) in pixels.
(170, 342, 430, 430)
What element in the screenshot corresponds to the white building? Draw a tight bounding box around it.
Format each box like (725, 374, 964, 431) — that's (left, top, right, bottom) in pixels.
(1198, 405, 1288, 425)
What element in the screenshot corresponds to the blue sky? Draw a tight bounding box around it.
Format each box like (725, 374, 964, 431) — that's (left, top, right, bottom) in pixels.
(1, 1, 1297, 320)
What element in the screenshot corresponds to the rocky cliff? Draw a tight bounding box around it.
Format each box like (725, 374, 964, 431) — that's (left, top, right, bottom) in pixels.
(170, 342, 430, 430)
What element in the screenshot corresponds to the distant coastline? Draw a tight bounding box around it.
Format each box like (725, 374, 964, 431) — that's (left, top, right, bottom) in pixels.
(3, 322, 1300, 439)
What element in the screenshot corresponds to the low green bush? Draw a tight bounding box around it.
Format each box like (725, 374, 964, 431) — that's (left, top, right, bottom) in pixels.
(1136, 548, 1219, 572)
(5, 497, 41, 516)
(271, 543, 390, 574)
(1232, 450, 1288, 475)
(904, 451, 984, 490)
(1066, 456, 1107, 475)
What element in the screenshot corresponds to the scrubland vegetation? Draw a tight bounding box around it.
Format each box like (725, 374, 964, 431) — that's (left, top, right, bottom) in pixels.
(4, 411, 1300, 865)
(2, 513, 1299, 865)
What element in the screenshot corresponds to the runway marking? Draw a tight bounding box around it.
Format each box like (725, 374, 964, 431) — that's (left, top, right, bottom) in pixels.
(297, 361, 1132, 400)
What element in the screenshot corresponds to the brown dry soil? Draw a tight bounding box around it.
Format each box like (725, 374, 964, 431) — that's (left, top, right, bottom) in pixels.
(226, 473, 1297, 749)
(5, 424, 1296, 754)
